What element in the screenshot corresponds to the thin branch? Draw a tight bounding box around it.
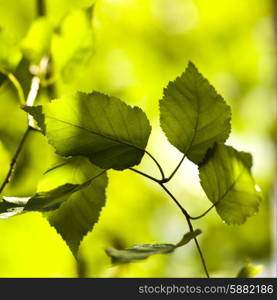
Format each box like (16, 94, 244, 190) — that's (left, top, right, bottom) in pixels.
(164, 154, 186, 183)
(129, 166, 210, 278)
(0, 0, 48, 195)
(159, 183, 190, 219)
(26, 76, 40, 128)
(159, 183, 210, 278)
(37, 0, 46, 17)
(27, 56, 49, 128)
(145, 150, 165, 180)
(189, 228, 210, 278)
(129, 168, 160, 183)
(189, 204, 215, 220)
(26, 76, 40, 107)
(0, 127, 31, 194)
(0, 55, 48, 194)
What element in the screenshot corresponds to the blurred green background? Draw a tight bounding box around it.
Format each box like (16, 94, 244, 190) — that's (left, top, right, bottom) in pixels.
(0, 0, 275, 277)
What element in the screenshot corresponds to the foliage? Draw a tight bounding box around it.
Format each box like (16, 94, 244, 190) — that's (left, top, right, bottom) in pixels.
(0, 56, 262, 276)
(105, 230, 201, 264)
(42, 91, 151, 170)
(0, 0, 274, 278)
(199, 144, 261, 225)
(160, 61, 231, 164)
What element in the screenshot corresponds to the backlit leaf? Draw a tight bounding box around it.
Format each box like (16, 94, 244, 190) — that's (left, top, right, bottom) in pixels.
(105, 230, 201, 264)
(199, 144, 262, 225)
(160, 62, 231, 164)
(43, 91, 151, 170)
(40, 157, 108, 255)
(0, 182, 87, 218)
(0, 197, 29, 219)
(22, 105, 45, 133)
(0, 157, 107, 255)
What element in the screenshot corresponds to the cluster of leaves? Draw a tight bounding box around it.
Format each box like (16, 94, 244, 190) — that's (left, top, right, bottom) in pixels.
(0, 3, 262, 276)
(0, 60, 262, 265)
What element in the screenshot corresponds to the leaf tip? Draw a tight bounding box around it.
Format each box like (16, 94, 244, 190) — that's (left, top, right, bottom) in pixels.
(187, 60, 197, 70)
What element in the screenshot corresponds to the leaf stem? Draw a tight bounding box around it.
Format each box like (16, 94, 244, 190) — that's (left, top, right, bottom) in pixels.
(37, 0, 46, 17)
(189, 204, 215, 220)
(26, 75, 41, 128)
(0, 56, 48, 194)
(129, 167, 210, 278)
(158, 183, 190, 218)
(159, 183, 210, 278)
(129, 168, 160, 183)
(0, 127, 31, 194)
(164, 154, 186, 183)
(145, 150, 165, 180)
(26, 56, 49, 128)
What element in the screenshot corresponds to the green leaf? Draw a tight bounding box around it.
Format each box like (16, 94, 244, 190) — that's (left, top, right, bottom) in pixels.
(199, 144, 262, 225)
(237, 263, 263, 278)
(0, 157, 107, 255)
(175, 230, 201, 247)
(0, 182, 87, 218)
(105, 230, 201, 264)
(22, 105, 45, 133)
(20, 17, 53, 63)
(43, 91, 151, 170)
(40, 157, 108, 255)
(0, 197, 29, 219)
(159, 62, 231, 164)
(26, 182, 93, 212)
